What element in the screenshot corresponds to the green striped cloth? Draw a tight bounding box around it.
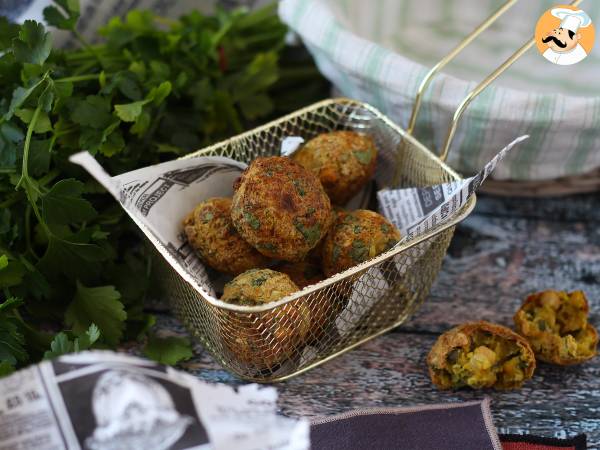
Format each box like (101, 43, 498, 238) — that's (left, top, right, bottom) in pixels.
(279, 0, 600, 180)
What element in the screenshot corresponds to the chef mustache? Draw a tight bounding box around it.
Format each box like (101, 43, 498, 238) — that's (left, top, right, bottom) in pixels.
(542, 35, 567, 48)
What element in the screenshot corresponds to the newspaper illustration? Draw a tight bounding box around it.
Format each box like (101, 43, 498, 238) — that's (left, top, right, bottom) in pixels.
(0, 351, 309, 450)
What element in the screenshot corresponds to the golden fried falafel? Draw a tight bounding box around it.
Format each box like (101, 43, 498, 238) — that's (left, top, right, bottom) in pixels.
(292, 131, 377, 205)
(514, 290, 598, 365)
(231, 156, 333, 262)
(183, 198, 269, 275)
(278, 260, 325, 289)
(427, 321, 536, 390)
(278, 260, 347, 343)
(220, 269, 310, 369)
(321, 209, 401, 277)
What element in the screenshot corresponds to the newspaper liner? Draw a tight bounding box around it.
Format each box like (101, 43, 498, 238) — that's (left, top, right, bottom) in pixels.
(0, 351, 308, 450)
(69, 134, 528, 333)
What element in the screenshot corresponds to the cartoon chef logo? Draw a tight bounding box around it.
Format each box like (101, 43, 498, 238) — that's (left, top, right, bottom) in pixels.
(535, 6, 595, 65)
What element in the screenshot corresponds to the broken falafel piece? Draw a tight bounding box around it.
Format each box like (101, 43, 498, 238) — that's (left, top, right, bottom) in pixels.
(427, 321, 536, 390)
(514, 290, 598, 365)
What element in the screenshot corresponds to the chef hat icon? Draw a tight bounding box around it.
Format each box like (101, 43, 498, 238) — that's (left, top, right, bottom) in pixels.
(551, 8, 592, 33)
(85, 370, 192, 450)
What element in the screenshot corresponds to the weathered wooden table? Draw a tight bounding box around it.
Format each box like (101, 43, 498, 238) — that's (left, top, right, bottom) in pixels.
(142, 192, 600, 447)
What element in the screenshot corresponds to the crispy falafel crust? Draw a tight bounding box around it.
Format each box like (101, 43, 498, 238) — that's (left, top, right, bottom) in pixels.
(427, 321, 536, 390)
(321, 209, 401, 277)
(292, 131, 377, 205)
(183, 197, 269, 275)
(231, 156, 333, 262)
(514, 290, 598, 365)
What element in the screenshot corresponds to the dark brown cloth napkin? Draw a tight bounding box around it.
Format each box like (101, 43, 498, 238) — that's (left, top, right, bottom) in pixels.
(310, 399, 502, 450)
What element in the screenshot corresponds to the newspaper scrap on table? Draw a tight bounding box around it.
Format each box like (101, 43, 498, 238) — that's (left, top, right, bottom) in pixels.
(0, 351, 309, 450)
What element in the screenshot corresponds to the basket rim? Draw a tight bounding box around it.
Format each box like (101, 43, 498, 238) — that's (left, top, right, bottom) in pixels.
(139, 98, 476, 312)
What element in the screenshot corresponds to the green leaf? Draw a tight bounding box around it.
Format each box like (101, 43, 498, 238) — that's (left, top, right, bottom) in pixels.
(28, 138, 52, 176)
(99, 129, 125, 157)
(0, 17, 20, 50)
(0, 257, 26, 288)
(0, 361, 15, 377)
(38, 82, 55, 112)
(43, 332, 72, 359)
(147, 81, 172, 106)
(41, 179, 97, 225)
(38, 233, 108, 283)
(65, 282, 126, 346)
(114, 99, 149, 122)
(15, 108, 52, 133)
(12, 20, 52, 65)
(43, 323, 100, 360)
(239, 93, 273, 120)
(4, 77, 46, 120)
(0, 121, 24, 168)
(143, 334, 193, 365)
(0, 298, 27, 366)
(69, 95, 113, 129)
(43, 0, 80, 31)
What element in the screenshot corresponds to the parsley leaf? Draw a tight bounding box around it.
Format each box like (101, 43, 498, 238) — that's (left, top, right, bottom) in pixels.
(0, 297, 27, 367)
(41, 179, 97, 225)
(143, 334, 193, 365)
(43, 323, 100, 359)
(12, 20, 52, 65)
(65, 282, 126, 346)
(43, 0, 81, 31)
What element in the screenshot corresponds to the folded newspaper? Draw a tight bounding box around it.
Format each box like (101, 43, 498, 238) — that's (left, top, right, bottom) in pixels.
(0, 351, 309, 450)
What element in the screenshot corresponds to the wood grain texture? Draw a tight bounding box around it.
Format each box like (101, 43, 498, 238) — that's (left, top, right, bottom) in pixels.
(135, 192, 600, 447)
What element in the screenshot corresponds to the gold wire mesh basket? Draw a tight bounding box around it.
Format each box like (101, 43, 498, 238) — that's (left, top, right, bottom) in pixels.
(150, 98, 474, 382)
(149, 0, 563, 382)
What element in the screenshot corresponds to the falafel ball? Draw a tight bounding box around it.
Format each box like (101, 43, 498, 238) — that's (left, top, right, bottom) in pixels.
(220, 269, 310, 369)
(278, 260, 325, 289)
(278, 260, 347, 342)
(514, 290, 598, 365)
(292, 131, 377, 205)
(183, 198, 269, 275)
(231, 156, 333, 262)
(322, 209, 401, 277)
(427, 321, 536, 390)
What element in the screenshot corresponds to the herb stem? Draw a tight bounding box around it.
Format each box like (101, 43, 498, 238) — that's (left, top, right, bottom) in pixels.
(55, 73, 112, 83)
(73, 30, 104, 66)
(19, 106, 42, 185)
(16, 105, 50, 236)
(0, 193, 22, 209)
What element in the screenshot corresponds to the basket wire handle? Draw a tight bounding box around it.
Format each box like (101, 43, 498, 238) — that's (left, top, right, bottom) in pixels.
(438, 0, 584, 162)
(406, 0, 519, 137)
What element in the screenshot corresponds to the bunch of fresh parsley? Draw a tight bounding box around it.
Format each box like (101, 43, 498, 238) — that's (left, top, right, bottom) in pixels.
(0, 0, 328, 374)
